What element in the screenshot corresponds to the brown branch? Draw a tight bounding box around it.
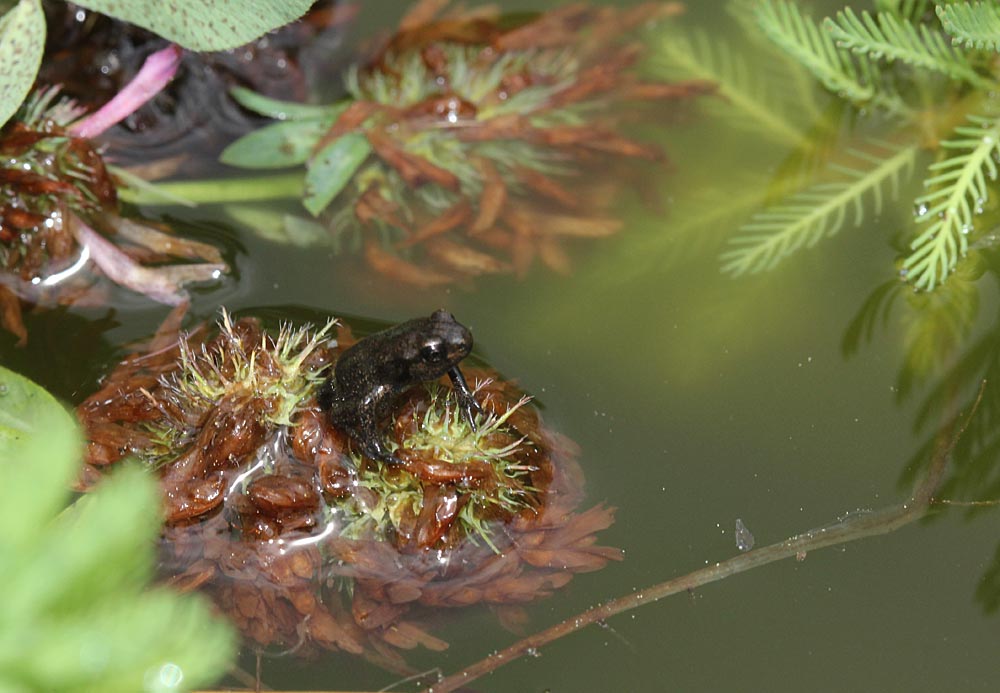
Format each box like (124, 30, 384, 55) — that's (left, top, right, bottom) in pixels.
(425, 382, 981, 693)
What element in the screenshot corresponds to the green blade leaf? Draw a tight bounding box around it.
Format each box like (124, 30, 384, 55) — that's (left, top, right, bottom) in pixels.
(230, 86, 345, 120)
(70, 0, 314, 51)
(220, 115, 339, 169)
(0, 0, 45, 128)
(0, 466, 237, 692)
(303, 132, 372, 216)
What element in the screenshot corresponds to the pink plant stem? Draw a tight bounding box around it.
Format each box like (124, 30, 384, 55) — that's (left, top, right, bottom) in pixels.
(70, 44, 182, 138)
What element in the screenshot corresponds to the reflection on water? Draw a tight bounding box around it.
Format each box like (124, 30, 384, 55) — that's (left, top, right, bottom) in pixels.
(2, 0, 1000, 691)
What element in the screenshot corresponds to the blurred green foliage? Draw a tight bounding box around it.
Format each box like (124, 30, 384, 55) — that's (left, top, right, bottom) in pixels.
(0, 365, 237, 693)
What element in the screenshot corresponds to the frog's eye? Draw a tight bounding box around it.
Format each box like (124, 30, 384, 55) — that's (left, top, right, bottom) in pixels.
(420, 341, 447, 364)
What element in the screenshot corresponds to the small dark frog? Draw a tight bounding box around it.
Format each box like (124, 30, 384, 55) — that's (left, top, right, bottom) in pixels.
(318, 309, 484, 465)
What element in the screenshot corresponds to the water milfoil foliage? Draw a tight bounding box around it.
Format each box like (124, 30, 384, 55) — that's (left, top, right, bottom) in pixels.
(76, 311, 620, 662)
(222, 0, 713, 285)
(657, 0, 1000, 291)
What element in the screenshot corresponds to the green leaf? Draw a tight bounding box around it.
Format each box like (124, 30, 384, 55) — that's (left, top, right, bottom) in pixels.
(14, 588, 236, 693)
(903, 115, 1000, 290)
(875, 0, 934, 21)
(303, 132, 372, 216)
(7, 465, 159, 619)
(230, 86, 345, 120)
(755, 0, 909, 116)
(938, 2, 1000, 51)
(222, 204, 333, 247)
(70, 0, 314, 51)
(0, 0, 45, 129)
(0, 367, 236, 691)
(825, 8, 992, 88)
(221, 114, 339, 169)
(0, 469, 237, 692)
(722, 142, 918, 276)
(0, 366, 78, 543)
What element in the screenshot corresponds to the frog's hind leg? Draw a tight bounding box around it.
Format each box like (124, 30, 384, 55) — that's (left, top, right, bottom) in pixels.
(316, 378, 336, 411)
(354, 407, 408, 466)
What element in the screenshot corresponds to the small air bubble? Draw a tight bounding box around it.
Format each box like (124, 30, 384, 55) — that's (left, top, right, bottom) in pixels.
(735, 518, 755, 552)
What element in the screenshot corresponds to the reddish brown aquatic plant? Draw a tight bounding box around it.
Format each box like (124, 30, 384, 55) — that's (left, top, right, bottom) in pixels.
(223, 0, 714, 286)
(0, 67, 226, 345)
(76, 311, 620, 664)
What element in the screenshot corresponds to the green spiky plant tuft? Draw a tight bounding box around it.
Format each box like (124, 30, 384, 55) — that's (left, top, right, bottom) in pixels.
(339, 383, 536, 552)
(142, 311, 336, 466)
(172, 309, 335, 426)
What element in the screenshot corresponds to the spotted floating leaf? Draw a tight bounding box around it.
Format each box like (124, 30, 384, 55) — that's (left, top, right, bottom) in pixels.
(71, 0, 315, 51)
(0, 0, 45, 129)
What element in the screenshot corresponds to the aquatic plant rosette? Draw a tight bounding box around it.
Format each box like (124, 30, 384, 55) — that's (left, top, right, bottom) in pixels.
(76, 310, 621, 662)
(222, 0, 713, 286)
(0, 48, 226, 345)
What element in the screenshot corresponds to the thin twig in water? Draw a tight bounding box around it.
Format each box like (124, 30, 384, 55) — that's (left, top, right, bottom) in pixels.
(935, 498, 1000, 506)
(424, 382, 984, 693)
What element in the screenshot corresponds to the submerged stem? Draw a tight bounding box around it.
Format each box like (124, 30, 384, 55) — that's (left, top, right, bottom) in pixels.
(120, 173, 305, 206)
(425, 384, 975, 693)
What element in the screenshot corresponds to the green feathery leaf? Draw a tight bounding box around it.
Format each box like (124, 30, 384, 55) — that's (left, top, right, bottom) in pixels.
(722, 141, 918, 276)
(875, 0, 934, 21)
(651, 28, 811, 147)
(903, 114, 1000, 290)
(755, 0, 909, 116)
(938, 2, 1000, 51)
(825, 8, 992, 88)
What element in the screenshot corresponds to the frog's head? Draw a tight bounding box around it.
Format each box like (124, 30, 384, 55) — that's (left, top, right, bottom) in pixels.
(406, 309, 473, 380)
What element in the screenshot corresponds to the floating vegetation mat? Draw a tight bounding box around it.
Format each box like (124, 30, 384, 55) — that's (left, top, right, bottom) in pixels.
(76, 311, 620, 662)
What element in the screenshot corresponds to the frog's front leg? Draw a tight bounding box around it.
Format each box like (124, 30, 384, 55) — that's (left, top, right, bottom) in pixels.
(447, 365, 486, 426)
